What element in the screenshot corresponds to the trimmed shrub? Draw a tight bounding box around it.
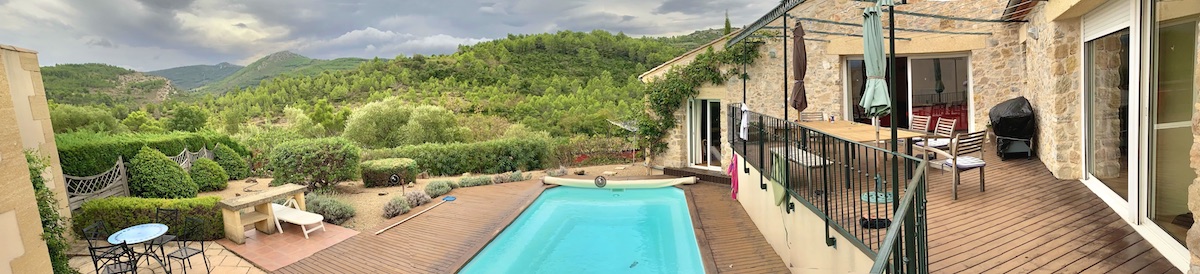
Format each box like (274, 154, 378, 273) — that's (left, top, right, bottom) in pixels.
(268, 138, 361, 189)
(73, 196, 223, 240)
(362, 138, 552, 176)
(405, 191, 432, 208)
(25, 152, 73, 274)
(458, 176, 493, 188)
(305, 193, 356, 225)
(213, 144, 249, 180)
(492, 171, 529, 184)
(360, 158, 418, 188)
(189, 158, 228, 191)
(129, 147, 198, 198)
(547, 166, 568, 177)
(425, 181, 452, 198)
(56, 131, 247, 176)
(382, 196, 411, 219)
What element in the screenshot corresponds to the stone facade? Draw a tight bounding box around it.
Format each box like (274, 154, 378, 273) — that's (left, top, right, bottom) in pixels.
(1019, 4, 1085, 179)
(0, 45, 53, 274)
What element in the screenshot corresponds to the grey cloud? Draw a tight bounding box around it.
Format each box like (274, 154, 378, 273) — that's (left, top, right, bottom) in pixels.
(233, 23, 248, 28)
(654, 0, 752, 15)
(86, 38, 117, 48)
(133, 0, 196, 11)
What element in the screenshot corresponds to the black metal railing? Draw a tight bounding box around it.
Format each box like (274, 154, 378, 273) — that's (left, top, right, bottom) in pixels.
(729, 105, 928, 273)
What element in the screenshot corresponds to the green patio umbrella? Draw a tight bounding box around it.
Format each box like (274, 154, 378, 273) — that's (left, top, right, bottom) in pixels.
(859, 0, 893, 142)
(933, 58, 945, 103)
(858, 1, 892, 118)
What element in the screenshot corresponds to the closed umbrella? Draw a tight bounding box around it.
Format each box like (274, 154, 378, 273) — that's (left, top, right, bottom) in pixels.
(789, 22, 809, 112)
(933, 58, 945, 104)
(858, 0, 893, 141)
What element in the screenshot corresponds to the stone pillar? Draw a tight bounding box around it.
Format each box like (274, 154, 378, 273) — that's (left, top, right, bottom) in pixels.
(0, 45, 52, 274)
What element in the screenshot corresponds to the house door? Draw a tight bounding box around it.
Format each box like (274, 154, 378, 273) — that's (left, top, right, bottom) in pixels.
(846, 58, 910, 128)
(1083, 27, 1135, 209)
(689, 99, 722, 168)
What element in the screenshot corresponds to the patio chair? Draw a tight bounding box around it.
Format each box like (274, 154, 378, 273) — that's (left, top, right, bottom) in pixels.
(916, 117, 957, 158)
(88, 240, 138, 274)
(926, 130, 987, 200)
(84, 221, 133, 274)
(167, 217, 212, 274)
(798, 112, 826, 122)
(147, 208, 180, 261)
(909, 114, 932, 134)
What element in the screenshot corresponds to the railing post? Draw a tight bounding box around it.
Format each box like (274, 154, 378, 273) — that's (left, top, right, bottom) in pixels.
(821, 132, 835, 247)
(759, 115, 766, 190)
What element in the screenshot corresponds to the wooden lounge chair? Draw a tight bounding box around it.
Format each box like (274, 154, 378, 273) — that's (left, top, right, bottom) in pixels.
(926, 130, 987, 200)
(272, 198, 326, 239)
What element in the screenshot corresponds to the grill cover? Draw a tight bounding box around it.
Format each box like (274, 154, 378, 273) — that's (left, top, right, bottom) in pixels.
(989, 96, 1036, 139)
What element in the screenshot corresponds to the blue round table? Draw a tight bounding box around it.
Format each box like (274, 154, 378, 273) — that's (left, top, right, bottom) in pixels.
(108, 223, 168, 245)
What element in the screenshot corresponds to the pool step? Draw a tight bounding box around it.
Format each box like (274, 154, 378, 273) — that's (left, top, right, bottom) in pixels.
(663, 167, 730, 185)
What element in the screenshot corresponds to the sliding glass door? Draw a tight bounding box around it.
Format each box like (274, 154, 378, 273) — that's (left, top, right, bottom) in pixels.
(1085, 29, 1133, 201)
(1147, 1, 1198, 245)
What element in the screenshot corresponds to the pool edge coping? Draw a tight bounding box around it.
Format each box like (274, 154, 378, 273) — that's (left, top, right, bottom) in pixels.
(679, 184, 721, 274)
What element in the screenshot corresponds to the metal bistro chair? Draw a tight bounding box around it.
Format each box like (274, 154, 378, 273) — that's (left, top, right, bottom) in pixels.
(147, 208, 180, 262)
(84, 221, 134, 274)
(88, 241, 138, 274)
(927, 130, 988, 200)
(167, 217, 212, 274)
(916, 117, 957, 159)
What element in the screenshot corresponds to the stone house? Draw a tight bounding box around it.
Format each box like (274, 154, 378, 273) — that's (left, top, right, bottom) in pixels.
(644, 0, 1198, 271)
(0, 44, 68, 274)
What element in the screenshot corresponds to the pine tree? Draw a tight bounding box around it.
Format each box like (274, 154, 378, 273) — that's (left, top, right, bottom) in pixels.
(724, 11, 732, 35)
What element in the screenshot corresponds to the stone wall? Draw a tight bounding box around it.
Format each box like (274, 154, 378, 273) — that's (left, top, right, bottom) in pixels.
(0, 45, 69, 220)
(0, 45, 52, 274)
(1019, 3, 1084, 179)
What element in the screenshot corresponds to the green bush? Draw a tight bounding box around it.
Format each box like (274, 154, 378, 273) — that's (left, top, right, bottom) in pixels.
(49, 104, 125, 134)
(233, 125, 302, 176)
(269, 138, 361, 189)
(166, 105, 208, 132)
(189, 158, 228, 192)
(73, 196, 224, 241)
(25, 152, 75, 274)
(341, 99, 468, 149)
(492, 170, 529, 184)
(458, 176, 493, 188)
(360, 158, 418, 187)
(213, 144, 249, 180)
(56, 131, 248, 176)
(305, 193, 356, 225)
(129, 147, 198, 198)
(362, 138, 551, 176)
(405, 191, 432, 208)
(424, 181, 452, 198)
(382, 196, 410, 219)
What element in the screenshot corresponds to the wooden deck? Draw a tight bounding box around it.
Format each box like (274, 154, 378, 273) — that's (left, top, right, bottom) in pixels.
(682, 182, 791, 273)
(275, 179, 788, 273)
(923, 151, 1181, 273)
(274, 181, 549, 273)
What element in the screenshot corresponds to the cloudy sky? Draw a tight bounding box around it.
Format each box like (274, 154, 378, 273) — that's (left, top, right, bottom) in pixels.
(0, 0, 774, 71)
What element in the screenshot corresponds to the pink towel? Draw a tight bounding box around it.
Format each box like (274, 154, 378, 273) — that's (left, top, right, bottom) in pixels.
(728, 154, 739, 200)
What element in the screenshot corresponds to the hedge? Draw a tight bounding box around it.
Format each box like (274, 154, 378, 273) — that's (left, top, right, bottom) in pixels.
(56, 131, 249, 176)
(362, 138, 551, 176)
(129, 147, 197, 199)
(360, 158, 418, 187)
(269, 138, 361, 189)
(213, 144, 249, 180)
(72, 196, 223, 241)
(458, 176, 493, 188)
(190, 158, 228, 192)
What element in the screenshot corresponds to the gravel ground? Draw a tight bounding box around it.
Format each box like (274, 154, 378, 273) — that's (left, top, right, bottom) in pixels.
(199, 163, 660, 231)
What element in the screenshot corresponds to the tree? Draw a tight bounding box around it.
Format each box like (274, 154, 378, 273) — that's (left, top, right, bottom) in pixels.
(724, 11, 733, 35)
(49, 104, 125, 133)
(166, 106, 208, 132)
(122, 110, 162, 133)
(221, 109, 247, 134)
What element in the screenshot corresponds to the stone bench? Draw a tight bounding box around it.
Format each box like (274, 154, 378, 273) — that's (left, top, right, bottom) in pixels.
(217, 184, 306, 244)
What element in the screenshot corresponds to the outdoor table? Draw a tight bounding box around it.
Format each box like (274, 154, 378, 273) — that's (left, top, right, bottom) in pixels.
(797, 120, 927, 187)
(108, 223, 170, 270)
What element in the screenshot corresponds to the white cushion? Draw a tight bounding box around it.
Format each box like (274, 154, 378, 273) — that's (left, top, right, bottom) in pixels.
(942, 156, 986, 170)
(917, 138, 951, 148)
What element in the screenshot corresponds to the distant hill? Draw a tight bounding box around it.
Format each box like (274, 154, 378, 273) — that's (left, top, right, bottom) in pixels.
(147, 62, 243, 91)
(41, 63, 178, 106)
(201, 51, 368, 93)
(651, 28, 736, 51)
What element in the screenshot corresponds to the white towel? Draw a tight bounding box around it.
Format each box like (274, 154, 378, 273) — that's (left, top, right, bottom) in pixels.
(739, 104, 749, 140)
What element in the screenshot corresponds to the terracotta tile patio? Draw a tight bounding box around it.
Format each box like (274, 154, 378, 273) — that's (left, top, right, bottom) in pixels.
(216, 222, 358, 272)
(69, 240, 264, 274)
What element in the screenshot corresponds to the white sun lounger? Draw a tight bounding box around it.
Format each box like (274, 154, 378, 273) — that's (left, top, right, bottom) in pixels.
(272, 198, 325, 239)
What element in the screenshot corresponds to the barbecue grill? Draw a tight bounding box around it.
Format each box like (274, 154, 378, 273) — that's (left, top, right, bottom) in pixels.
(988, 96, 1036, 160)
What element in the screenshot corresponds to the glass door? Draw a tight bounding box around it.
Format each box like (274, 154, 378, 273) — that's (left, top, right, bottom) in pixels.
(909, 57, 969, 132)
(1085, 29, 1134, 201)
(1147, 4, 1198, 245)
(689, 99, 722, 168)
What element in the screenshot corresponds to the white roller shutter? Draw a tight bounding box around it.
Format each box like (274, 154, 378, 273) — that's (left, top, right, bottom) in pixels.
(1082, 0, 1132, 41)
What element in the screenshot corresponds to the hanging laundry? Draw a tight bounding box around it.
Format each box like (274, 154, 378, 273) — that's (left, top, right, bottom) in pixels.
(739, 104, 750, 140)
(728, 154, 739, 200)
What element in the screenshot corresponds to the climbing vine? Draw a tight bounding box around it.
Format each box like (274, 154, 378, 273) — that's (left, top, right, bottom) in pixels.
(637, 40, 765, 155)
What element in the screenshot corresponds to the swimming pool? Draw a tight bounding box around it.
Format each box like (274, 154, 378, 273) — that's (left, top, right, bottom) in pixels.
(458, 187, 705, 273)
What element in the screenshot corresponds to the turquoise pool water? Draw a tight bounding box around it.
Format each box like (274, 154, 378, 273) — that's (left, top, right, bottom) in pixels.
(459, 187, 705, 274)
